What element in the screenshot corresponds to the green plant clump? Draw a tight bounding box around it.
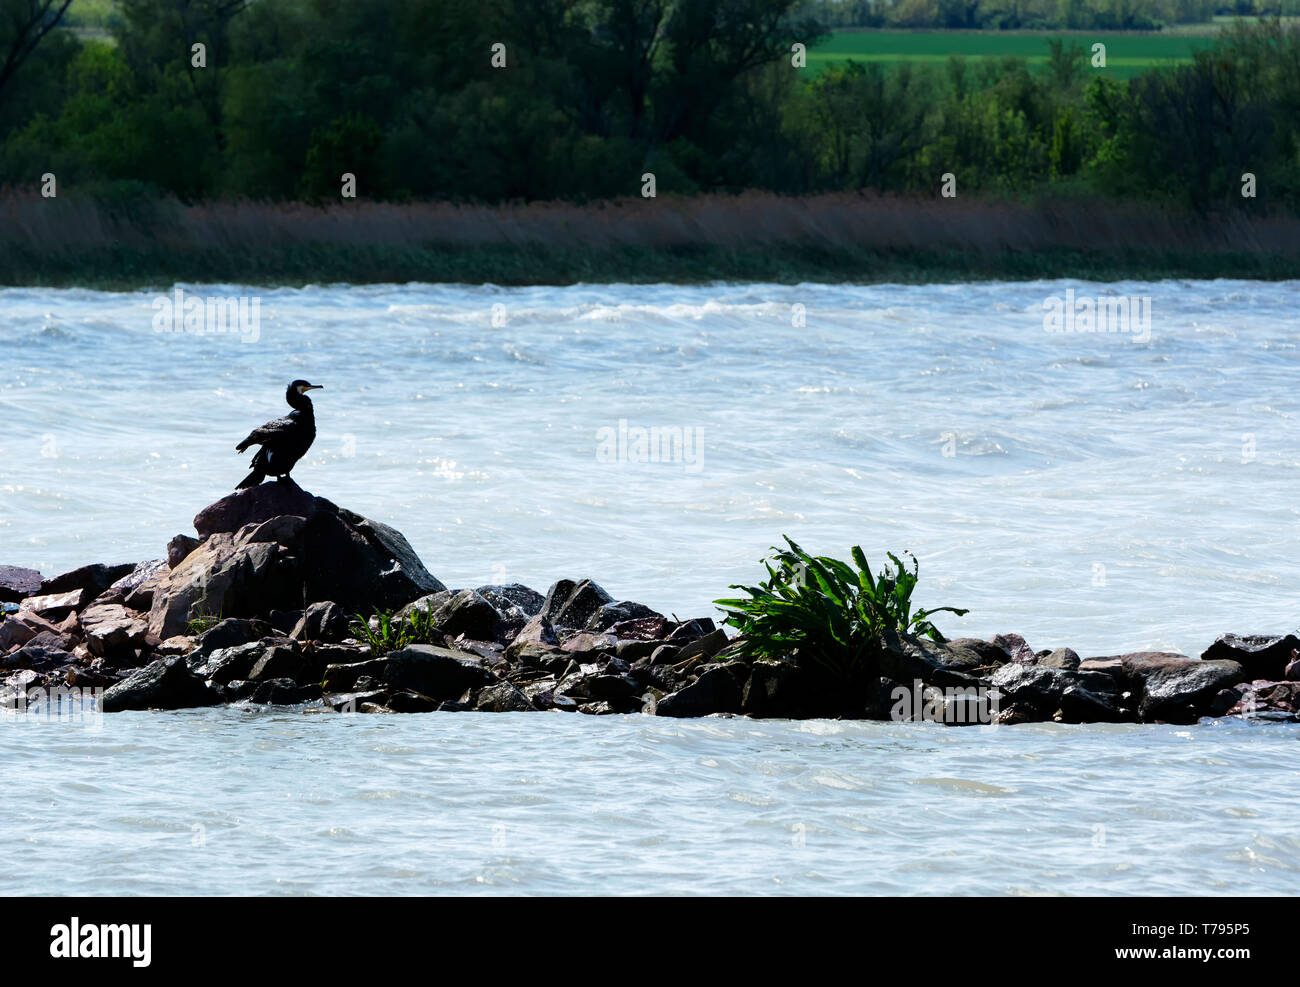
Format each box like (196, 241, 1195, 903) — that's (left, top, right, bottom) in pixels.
(715, 537, 968, 684)
(350, 599, 441, 657)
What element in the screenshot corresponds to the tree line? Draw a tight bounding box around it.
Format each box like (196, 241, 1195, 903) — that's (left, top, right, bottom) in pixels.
(0, 0, 1296, 215)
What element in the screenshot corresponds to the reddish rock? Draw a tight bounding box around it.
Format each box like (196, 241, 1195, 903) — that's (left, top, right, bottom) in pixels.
(80, 604, 150, 661)
(990, 633, 1037, 664)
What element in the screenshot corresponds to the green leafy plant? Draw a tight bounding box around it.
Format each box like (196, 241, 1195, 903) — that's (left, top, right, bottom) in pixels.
(350, 599, 441, 656)
(185, 608, 222, 636)
(714, 536, 968, 684)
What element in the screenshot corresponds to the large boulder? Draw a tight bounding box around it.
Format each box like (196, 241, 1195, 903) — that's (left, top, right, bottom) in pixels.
(656, 662, 747, 717)
(540, 579, 614, 629)
(149, 489, 444, 641)
(381, 644, 492, 700)
(1200, 634, 1300, 681)
(989, 662, 1127, 721)
(102, 655, 222, 712)
(475, 584, 545, 621)
(1122, 652, 1248, 723)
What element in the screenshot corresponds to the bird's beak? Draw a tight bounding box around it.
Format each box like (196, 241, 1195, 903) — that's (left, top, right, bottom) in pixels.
(306, 384, 323, 391)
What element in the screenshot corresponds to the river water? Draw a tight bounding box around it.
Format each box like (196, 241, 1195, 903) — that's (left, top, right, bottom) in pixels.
(2, 279, 1298, 894)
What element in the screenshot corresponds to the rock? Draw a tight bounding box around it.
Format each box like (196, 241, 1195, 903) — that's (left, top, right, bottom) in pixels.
(321, 658, 390, 692)
(742, 659, 804, 718)
(585, 601, 663, 633)
(382, 644, 491, 700)
(990, 663, 1123, 719)
(0, 565, 42, 603)
(396, 590, 455, 621)
(475, 584, 545, 621)
(673, 628, 730, 663)
(880, 633, 987, 687)
(328, 690, 389, 712)
(1038, 647, 1081, 671)
(1078, 656, 1123, 677)
(504, 640, 568, 671)
(149, 493, 444, 641)
(665, 618, 716, 644)
(474, 681, 537, 712)
(167, 534, 200, 569)
(429, 589, 502, 642)
(656, 662, 746, 717)
(540, 579, 614, 629)
(93, 560, 168, 609)
(1056, 683, 1126, 723)
(40, 563, 136, 599)
(1200, 634, 1300, 681)
(583, 673, 642, 702)
(101, 655, 222, 712)
(79, 604, 149, 662)
(0, 612, 44, 651)
(248, 645, 308, 682)
(649, 644, 681, 666)
(291, 601, 351, 643)
(561, 630, 618, 659)
(511, 615, 558, 648)
(21, 590, 86, 622)
(193, 480, 320, 538)
(610, 617, 667, 642)
(994, 701, 1047, 725)
(614, 638, 660, 662)
(946, 638, 1010, 667)
(194, 641, 271, 684)
(187, 618, 274, 665)
(990, 633, 1037, 664)
(1121, 652, 1249, 722)
(2, 632, 75, 672)
(250, 678, 321, 705)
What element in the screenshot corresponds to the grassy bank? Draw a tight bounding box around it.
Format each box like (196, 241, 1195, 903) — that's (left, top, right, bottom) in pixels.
(3, 191, 1297, 288)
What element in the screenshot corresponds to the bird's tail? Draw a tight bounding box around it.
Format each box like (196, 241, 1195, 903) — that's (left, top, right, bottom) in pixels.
(237, 447, 268, 489)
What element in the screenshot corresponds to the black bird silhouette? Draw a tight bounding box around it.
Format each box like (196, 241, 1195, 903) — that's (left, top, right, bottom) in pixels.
(235, 379, 322, 489)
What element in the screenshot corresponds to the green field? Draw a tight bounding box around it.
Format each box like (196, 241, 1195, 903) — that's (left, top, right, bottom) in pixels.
(809, 29, 1215, 78)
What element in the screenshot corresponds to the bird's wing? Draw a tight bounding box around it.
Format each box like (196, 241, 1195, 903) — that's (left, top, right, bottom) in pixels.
(236, 415, 297, 450)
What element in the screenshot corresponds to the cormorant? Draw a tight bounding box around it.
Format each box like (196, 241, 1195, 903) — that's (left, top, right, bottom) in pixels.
(235, 379, 323, 489)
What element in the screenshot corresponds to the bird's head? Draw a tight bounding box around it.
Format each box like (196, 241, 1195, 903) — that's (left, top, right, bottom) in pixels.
(289, 379, 323, 395)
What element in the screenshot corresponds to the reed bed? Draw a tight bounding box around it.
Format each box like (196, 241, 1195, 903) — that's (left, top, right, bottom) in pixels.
(1, 190, 1296, 286)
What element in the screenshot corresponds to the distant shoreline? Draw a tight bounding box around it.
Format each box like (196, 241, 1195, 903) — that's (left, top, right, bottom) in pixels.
(4, 191, 1297, 289)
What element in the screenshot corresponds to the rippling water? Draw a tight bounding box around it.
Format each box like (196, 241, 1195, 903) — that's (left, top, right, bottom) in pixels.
(3, 279, 1299, 896)
(5, 279, 1300, 656)
(1, 710, 1296, 896)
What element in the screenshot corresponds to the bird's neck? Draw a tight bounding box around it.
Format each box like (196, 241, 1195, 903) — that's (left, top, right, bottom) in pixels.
(286, 390, 314, 415)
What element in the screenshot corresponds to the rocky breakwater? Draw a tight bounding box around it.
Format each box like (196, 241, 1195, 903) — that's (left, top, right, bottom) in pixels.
(2, 486, 1299, 724)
